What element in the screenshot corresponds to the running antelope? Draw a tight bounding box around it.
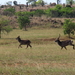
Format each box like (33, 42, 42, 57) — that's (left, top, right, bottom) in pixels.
(16, 36, 32, 48)
(55, 35, 75, 50)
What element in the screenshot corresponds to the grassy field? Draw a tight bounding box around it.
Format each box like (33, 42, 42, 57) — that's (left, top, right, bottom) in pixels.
(0, 28, 75, 75)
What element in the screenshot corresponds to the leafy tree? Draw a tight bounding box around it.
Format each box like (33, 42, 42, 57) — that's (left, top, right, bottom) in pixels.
(36, 0, 45, 6)
(26, 0, 36, 3)
(13, 1, 18, 5)
(31, 1, 36, 7)
(66, 0, 75, 5)
(57, 0, 61, 4)
(0, 17, 12, 38)
(6, 1, 12, 6)
(3, 7, 15, 16)
(18, 16, 30, 31)
(60, 7, 73, 18)
(63, 19, 75, 38)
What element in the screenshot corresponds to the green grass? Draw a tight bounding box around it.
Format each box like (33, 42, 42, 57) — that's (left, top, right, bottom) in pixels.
(0, 28, 75, 75)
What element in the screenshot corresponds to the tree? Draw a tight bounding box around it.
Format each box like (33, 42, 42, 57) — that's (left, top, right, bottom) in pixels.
(63, 19, 75, 38)
(3, 7, 15, 16)
(13, 1, 18, 5)
(66, 0, 74, 5)
(57, 0, 61, 4)
(0, 17, 12, 38)
(36, 0, 45, 6)
(26, 0, 36, 3)
(18, 16, 30, 31)
(6, 1, 12, 6)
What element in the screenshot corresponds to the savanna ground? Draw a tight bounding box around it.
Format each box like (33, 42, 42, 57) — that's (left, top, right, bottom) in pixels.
(0, 27, 75, 75)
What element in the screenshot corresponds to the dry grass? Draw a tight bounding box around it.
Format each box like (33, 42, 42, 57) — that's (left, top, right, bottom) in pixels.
(0, 28, 75, 75)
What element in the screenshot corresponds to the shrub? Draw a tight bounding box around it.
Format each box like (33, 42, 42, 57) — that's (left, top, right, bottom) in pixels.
(18, 16, 30, 31)
(3, 7, 15, 16)
(63, 19, 75, 38)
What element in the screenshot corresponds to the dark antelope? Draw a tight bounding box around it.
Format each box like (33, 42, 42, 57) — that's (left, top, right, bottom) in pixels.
(55, 35, 75, 50)
(16, 36, 32, 48)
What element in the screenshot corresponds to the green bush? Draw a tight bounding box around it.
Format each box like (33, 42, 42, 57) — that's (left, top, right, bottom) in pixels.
(63, 19, 75, 37)
(0, 18, 12, 38)
(34, 9, 45, 17)
(3, 7, 15, 16)
(16, 11, 35, 17)
(60, 7, 73, 18)
(18, 16, 30, 31)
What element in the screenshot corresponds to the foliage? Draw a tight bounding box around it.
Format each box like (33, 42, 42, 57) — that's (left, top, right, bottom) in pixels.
(34, 9, 45, 17)
(17, 15, 30, 31)
(0, 17, 12, 38)
(60, 7, 74, 18)
(13, 1, 18, 5)
(3, 7, 15, 16)
(6, 1, 12, 6)
(57, 0, 61, 4)
(36, 0, 45, 6)
(16, 6, 75, 18)
(26, 0, 36, 3)
(55, 4, 62, 10)
(66, 0, 75, 5)
(45, 5, 75, 18)
(63, 19, 75, 37)
(16, 11, 34, 17)
(45, 5, 62, 17)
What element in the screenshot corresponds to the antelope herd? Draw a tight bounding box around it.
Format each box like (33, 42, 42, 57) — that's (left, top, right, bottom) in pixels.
(16, 35, 75, 50)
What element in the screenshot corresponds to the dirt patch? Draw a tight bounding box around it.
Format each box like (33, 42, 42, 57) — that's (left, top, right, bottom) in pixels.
(1, 62, 75, 68)
(39, 38, 56, 41)
(39, 37, 70, 42)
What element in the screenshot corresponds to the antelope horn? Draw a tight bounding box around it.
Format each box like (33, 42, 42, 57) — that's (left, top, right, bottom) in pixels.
(58, 34, 60, 39)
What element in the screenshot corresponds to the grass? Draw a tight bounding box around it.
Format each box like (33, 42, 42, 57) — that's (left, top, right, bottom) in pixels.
(0, 28, 75, 75)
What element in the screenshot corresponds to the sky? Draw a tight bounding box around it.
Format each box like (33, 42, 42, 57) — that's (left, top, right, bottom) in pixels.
(0, 0, 66, 5)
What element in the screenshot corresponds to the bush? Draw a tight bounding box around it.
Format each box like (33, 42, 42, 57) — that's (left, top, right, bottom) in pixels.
(16, 11, 35, 17)
(18, 16, 30, 31)
(60, 7, 73, 18)
(0, 18, 12, 38)
(34, 9, 45, 17)
(3, 7, 15, 16)
(63, 19, 75, 38)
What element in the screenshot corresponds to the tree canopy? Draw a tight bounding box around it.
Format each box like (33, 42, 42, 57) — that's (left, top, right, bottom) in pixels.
(18, 15, 30, 31)
(63, 19, 75, 38)
(0, 17, 12, 38)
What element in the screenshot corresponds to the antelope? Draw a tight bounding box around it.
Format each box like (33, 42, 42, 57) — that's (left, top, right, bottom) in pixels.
(55, 35, 75, 50)
(16, 36, 32, 48)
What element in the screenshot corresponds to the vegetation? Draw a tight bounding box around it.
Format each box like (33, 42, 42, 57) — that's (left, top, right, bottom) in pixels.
(17, 15, 30, 31)
(66, 0, 74, 5)
(36, 0, 45, 6)
(3, 7, 15, 16)
(44, 5, 75, 18)
(0, 3, 75, 74)
(63, 19, 75, 38)
(15, 4, 75, 18)
(0, 17, 12, 38)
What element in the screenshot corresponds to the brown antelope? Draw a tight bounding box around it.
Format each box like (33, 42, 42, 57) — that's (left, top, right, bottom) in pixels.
(55, 35, 75, 50)
(16, 36, 32, 48)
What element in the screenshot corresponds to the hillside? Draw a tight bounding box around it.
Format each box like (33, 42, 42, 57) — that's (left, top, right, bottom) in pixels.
(0, 4, 75, 29)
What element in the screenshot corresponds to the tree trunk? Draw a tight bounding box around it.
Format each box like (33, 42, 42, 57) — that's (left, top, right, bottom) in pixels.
(24, 25, 27, 31)
(68, 33, 70, 38)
